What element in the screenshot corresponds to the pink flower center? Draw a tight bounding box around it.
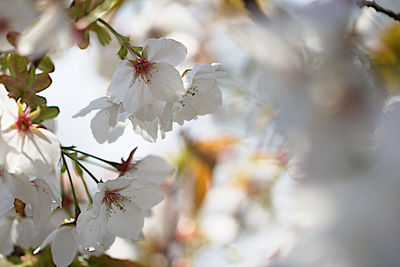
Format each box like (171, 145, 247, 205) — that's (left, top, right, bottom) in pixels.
(16, 108, 32, 133)
(133, 58, 154, 83)
(103, 190, 130, 212)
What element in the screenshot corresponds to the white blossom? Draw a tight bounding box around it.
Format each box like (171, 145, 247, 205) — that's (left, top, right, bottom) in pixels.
(76, 176, 164, 249)
(0, 86, 60, 177)
(107, 38, 186, 122)
(0, 0, 38, 50)
(17, 2, 72, 59)
(174, 63, 226, 125)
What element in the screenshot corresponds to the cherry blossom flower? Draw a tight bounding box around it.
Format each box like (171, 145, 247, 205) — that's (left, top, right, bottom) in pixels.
(0, 86, 60, 177)
(0, 170, 58, 257)
(106, 38, 186, 121)
(76, 176, 164, 249)
(174, 63, 227, 125)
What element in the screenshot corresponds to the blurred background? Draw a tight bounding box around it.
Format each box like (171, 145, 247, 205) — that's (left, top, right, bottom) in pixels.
(2, 0, 400, 266)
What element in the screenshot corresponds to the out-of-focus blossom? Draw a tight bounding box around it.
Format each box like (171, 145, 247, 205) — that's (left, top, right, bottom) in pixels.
(0, 0, 37, 50)
(17, 1, 72, 59)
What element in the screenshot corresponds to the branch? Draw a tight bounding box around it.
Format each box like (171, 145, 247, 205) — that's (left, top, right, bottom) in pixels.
(243, 0, 268, 24)
(358, 0, 400, 22)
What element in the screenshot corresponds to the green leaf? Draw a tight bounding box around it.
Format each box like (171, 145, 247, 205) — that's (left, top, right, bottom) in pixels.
(131, 46, 142, 53)
(26, 65, 36, 88)
(0, 53, 10, 73)
(92, 23, 112, 46)
(25, 94, 47, 107)
(117, 46, 127, 60)
(30, 73, 52, 93)
(32, 106, 60, 123)
(7, 52, 27, 80)
(78, 29, 90, 49)
(0, 74, 22, 99)
(67, 6, 86, 18)
(38, 57, 55, 73)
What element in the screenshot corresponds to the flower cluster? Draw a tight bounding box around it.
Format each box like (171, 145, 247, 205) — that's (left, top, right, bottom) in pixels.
(74, 38, 226, 142)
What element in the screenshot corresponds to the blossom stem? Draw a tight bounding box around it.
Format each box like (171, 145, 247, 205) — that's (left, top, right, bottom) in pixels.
(357, 0, 400, 22)
(97, 18, 140, 58)
(61, 146, 120, 168)
(61, 153, 81, 218)
(64, 152, 101, 184)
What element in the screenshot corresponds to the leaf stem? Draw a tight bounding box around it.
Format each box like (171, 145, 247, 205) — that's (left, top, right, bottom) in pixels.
(358, 0, 400, 22)
(61, 153, 81, 218)
(64, 152, 101, 184)
(97, 18, 140, 58)
(61, 146, 119, 168)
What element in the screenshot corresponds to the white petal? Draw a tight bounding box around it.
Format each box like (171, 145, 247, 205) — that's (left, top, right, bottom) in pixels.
(121, 179, 164, 210)
(30, 178, 59, 223)
(51, 227, 78, 267)
(106, 200, 144, 240)
(160, 102, 173, 132)
(105, 121, 127, 143)
(90, 109, 127, 144)
(124, 79, 164, 121)
(127, 155, 173, 184)
(143, 38, 187, 66)
(41, 171, 62, 207)
(4, 129, 60, 177)
(98, 176, 133, 192)
(186, 79, 222, 115)
(35, 228, 59, 254)
(130, 117, 158, 142)
(0, 179, 13, 219)
(0, 85, 18, 117)
(0, 216, 14, 256)
(14, 217, 35, 249)
(106, 60, 135, 103)
(76, 195, 108, 248)
(90, 109, 110, 144)
(72, 96, 113, 118)
(148, 62, 185, 102)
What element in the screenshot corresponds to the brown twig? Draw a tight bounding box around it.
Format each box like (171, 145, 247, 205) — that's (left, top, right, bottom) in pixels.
(358, 0, 400, 22)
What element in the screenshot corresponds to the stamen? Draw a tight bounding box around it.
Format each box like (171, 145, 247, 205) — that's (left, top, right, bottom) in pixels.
(15, 110, 33, 133)
(133, 58, 154, 84)
(103, 190, 131, 212)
